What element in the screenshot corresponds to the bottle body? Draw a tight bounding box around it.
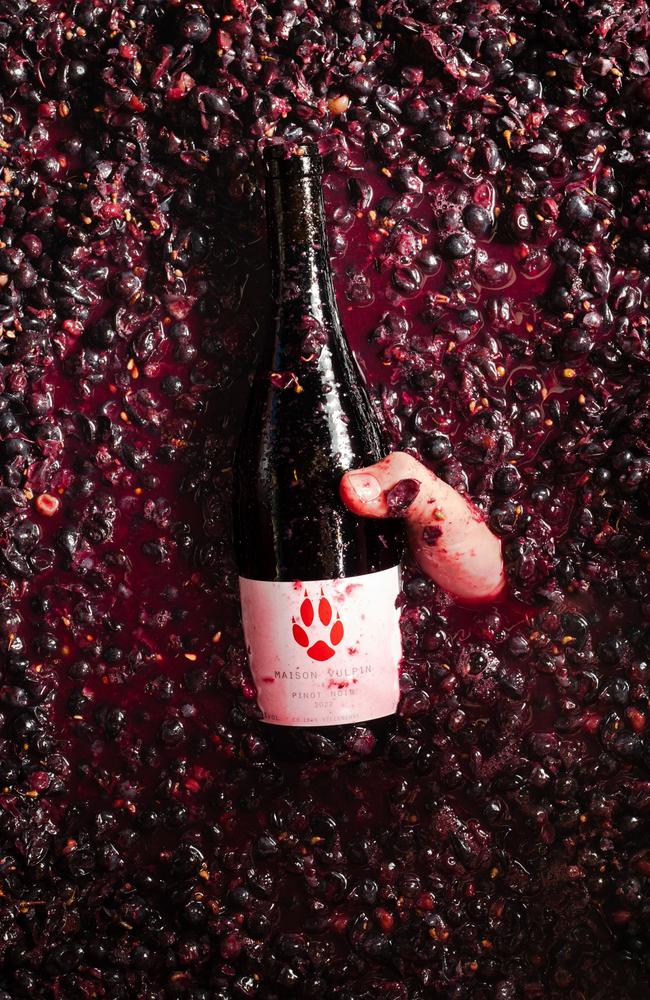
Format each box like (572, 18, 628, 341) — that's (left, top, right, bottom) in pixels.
(233, 147, 403, 752)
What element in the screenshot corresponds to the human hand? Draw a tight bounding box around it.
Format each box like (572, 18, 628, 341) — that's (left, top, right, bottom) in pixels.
(341, 452, 505, 602)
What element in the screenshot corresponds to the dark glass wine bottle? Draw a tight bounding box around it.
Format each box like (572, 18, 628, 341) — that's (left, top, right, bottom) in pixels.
(233, 145, 403, 756)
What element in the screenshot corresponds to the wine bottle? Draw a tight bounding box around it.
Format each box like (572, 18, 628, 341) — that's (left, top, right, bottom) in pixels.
(233, 145, 403, 753)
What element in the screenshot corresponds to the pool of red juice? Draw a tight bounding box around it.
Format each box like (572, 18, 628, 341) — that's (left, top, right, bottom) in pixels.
(0, 2, 649, 999)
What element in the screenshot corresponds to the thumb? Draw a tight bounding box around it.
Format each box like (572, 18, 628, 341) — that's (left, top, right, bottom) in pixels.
(340, 452, 505, 603)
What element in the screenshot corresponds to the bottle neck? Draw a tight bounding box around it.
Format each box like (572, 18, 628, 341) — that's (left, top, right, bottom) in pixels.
(266, 170, 337, 338)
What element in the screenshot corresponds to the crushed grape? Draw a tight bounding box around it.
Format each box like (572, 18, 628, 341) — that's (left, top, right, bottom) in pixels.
(0, 1, 648, 997)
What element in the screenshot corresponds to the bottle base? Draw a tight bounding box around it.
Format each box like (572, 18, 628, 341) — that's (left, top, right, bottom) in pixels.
(261, 715, 395, 761)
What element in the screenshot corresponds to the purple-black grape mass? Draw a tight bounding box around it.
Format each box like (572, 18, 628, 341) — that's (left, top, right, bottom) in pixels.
(0, 0, 648, 997)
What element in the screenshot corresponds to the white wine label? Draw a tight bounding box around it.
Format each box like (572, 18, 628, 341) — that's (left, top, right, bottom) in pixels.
(239, 566, 402, 727)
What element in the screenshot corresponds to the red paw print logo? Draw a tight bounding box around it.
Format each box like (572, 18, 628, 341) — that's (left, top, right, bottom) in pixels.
(292, 589, 344, 661)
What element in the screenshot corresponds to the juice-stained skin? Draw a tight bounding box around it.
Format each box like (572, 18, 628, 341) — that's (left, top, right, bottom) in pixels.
(341, 452, 506, 602)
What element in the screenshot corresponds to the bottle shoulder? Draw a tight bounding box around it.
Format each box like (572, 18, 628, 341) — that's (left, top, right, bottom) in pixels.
(240, 342, 383, 455)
